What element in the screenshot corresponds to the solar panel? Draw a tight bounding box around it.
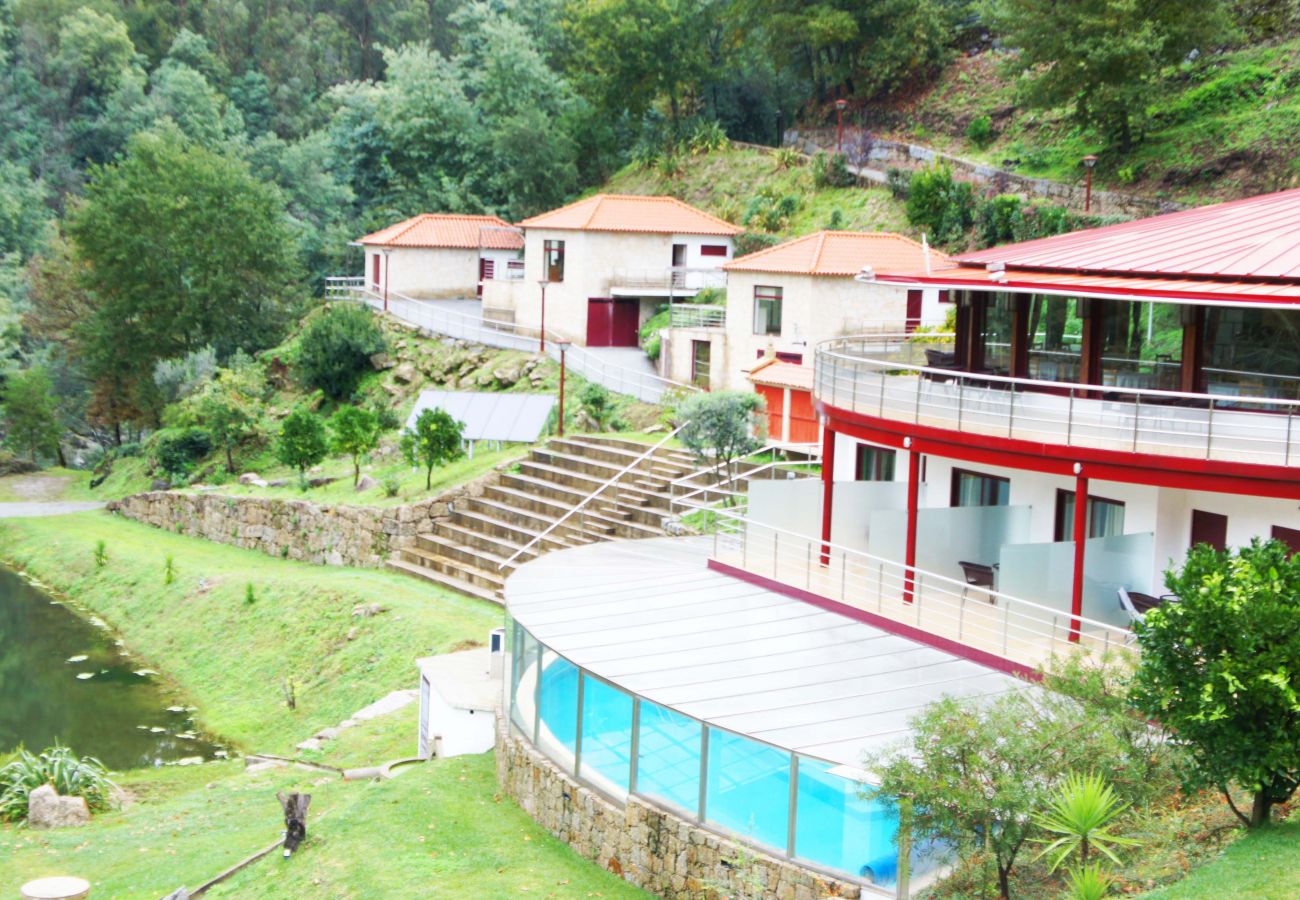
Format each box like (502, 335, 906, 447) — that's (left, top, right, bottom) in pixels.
(404, 390, 555, 443)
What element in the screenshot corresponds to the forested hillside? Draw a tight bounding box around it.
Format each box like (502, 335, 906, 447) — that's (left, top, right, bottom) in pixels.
(1, 0, 1297, 460)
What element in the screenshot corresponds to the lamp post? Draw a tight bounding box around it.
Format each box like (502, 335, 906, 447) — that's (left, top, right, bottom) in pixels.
(1082, 154, 1098, 214)
(381, 247, 391, 312)
(556, 340, 570, 438)
(835, 99, 848, 154)
(537, 279, 549, 353)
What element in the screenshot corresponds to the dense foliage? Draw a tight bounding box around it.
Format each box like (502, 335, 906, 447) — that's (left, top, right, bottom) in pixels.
(0, 743, 116, 822)
(676, 390, 766, 481)
(1131, 539, 1300, 828)
(296, 304, 387, 401)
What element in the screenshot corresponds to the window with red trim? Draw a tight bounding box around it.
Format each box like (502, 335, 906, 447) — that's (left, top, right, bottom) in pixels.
(700, 244, 728, 257)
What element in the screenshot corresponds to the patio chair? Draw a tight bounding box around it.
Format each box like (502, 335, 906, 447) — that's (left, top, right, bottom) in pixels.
(1117, 587, 1169, 623)
(923, 348, 959, 382)
(958, 561, 997, 604)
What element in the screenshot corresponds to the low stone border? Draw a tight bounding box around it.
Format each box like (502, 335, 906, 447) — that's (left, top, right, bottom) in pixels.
(495, 718, 875, 900)
(106, 469, 504, 568)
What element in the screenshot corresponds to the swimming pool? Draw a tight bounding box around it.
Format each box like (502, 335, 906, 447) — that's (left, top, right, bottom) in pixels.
(517, 627, 926, 887)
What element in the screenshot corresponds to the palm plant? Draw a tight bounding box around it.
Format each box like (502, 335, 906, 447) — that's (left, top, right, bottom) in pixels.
(1033, 771, 1139, 870)
(1065, 862, 1117, 900)
(0, 744, 116, 822)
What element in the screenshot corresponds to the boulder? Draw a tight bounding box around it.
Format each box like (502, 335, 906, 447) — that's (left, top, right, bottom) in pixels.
(392, 363, 417, 384)
(238, 472, 262, 485)
(27, 784, 90, 829)
(307, 476, 337, 488)
(355, 474, 379, 493)
(370, 352, 394, 371)
(351, 602, 388, 618)
(150, 479, 172, 491)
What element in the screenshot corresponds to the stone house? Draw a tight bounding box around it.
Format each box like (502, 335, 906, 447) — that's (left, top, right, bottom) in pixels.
(358, 213, 524, 300)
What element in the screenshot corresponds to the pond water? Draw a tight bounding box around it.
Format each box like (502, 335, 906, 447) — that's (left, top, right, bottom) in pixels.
(0, 567, 225, 770)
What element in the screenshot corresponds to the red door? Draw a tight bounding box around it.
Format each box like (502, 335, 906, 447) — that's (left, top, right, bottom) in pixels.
(586, 299, 639, 347)
(906, 289, 923, 333)
(477, 258, 494, 297)
(1190, 510, 1228, 552)
(371, 253, 380, 290)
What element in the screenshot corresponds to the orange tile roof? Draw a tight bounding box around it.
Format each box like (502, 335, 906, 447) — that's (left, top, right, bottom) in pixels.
(358, 214, 523, 250)
(518, 194, 741, 235)
(724, 231, 949, 277)
(748, 359, 815, 391)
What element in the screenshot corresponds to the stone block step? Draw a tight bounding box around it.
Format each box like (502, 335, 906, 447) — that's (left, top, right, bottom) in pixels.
(398, 545, 506, 592)
(539, 439, 695, 481)
(386, 559, 502, 604)
(419, 522, 554, 562)
(492, 476, 667, 533)
(515, 459, 665, 508)
(411, 533, 516, 574)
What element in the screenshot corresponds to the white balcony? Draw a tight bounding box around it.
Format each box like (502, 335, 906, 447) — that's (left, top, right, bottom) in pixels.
(816, 336, 1300, 467)
(669, 304, 726, 329)
(609, 266, 727, 297)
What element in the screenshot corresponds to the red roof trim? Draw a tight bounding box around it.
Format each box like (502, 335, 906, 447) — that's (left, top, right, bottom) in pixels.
(873, 272, 1300, 307)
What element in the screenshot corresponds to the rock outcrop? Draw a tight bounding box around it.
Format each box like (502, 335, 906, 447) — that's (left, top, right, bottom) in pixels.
(27, 785, 90, 829)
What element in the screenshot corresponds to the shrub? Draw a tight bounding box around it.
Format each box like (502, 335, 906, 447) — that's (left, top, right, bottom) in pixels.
(115, 442, 143, 458)
(654, 152, 683, 179)
(93, 539, 107, 569)
(733, 231, 780, 257)
(244, 582, 257, 605)
(381, 475, 401, 498)
(0, 744, 116, 822)
(688, 119, 728, 154)
(886, 166, 910, 200)
(966, 114, 994, 148)
(296, 303, 387, 400)
(639, 306, 670, 361)
(153, 427, 213, 478)
(905, 163, 976, 246)
(371, 402, 401, 432)
(772, 147, 802, 170)
(743, 186, 800, 232)
(825, 209, 846, 231)
(810, 151, 856, 188)
(579, 383, 621, 431)
(163, 554, 176, 585)
(153, 346, 219, 404)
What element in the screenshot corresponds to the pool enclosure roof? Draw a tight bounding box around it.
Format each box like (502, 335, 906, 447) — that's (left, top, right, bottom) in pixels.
(406, 390, 555, 443)
(505, 537, 1025, 767)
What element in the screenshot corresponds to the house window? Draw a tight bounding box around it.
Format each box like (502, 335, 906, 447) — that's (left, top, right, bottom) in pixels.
(753, 286, 782, 336)
(1054, 490, 1126, 541)
(938, 290, 951, 303)
(1271, 525, 1300, 556)
(700, 244, 728, 257)
(1190, 510, 1228, 552)
(543, 240, 565, 282)
(950, 469, 1010, 507)
(754, 349, 803, 364)
(691, 340, 711, 389)
(855, 445, 896, 482)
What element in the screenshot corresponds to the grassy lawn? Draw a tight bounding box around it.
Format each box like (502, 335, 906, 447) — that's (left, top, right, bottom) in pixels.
(0, 511, 645, 898)
(1143, 821, 1300, 899)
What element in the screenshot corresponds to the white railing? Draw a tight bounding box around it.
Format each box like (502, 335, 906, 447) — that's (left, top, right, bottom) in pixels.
(817, 335, 1300, 467)
(669, 304, 727, 329)
(325, 276, 365, 300)
(668, 455, 819, 512)
(610, 267, 728, 292)
(501, 260, 525, 280)
(499, 426, 687, 570)
(707, 506, 1133, 670)
(331, 282, 695, 404)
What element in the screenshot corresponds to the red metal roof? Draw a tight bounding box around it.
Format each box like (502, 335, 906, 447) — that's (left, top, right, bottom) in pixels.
(358, 214, 523, 250)
(518, 194, 741, 235)
(875, 264, 1300, 306)
(724, 231, 950, 277)
(960, 188, 1300, 280)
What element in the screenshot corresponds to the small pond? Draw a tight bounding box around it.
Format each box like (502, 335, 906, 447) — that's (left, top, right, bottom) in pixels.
(0, 567, 225, 770)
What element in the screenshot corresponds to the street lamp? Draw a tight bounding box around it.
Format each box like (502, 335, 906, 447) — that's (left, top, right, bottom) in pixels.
(537, 279, 549, 353)
(555, 340, 571, 438)
(1082, 154, 1098, 214)
(835, 99, 848, 154)
(380, 247, 392, 312)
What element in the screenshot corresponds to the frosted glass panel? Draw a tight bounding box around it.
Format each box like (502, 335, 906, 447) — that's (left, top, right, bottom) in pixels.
(636, 700, 701, 815)
(705, 729, 790, 851)
(747, 480, 822, 535)
(999, 532, 1154, 627)
(510, 627, 538, 735)
(538, 650, 579, 768)
(870, 505, 1031, 582)
(794, 758, 899, 885)
(829, 482, 909, 553)
(578, 675, 633, 796)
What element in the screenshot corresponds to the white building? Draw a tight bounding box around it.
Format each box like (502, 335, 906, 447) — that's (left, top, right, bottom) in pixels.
(480, 194, 740, 347)
(662, 230, 950, 391)
(415, 648, 500, 759)
(358, 213, 524, 300)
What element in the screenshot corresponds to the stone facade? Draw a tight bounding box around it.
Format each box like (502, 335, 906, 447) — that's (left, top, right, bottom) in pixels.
(496, 720, 883, 900)
(106, 469, 501, 568)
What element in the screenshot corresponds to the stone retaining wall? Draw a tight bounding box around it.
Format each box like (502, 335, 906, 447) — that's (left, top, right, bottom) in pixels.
(106, 469, 502, 568)
(784, 128, 1182, 219)
(495, 719, 880, 900)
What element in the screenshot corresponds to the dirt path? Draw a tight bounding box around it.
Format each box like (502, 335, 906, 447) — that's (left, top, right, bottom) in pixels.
(0, 501, 104, 517)
(5, 474, 72, 501)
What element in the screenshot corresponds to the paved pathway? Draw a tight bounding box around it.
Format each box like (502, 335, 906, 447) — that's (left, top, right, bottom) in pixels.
(0, 501, 104, 517)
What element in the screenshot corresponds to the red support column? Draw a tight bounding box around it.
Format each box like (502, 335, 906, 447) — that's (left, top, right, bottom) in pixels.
(819, 425, 836, 565)
(1069, 472, 1089, 642)
(903, 448, 921, 604)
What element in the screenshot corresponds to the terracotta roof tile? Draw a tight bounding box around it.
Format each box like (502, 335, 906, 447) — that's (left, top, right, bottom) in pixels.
(519, 194, 741, 235)
(748, 360, 815, 391)
(358, 214, 523, 250)
(724, 231, 949, 277)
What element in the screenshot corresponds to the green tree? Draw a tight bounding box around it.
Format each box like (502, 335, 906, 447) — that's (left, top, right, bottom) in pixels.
(1130, 539, 1300, 828)
(676, 390, 765, 483)
(3, 366, 62, 463)
(400, 407, 464, 490)
(187, 371, 263, 473)
(69, 126, 301, 434)
(983, 0, 1232, 150)
(295, 303, 387, 401)
(329, 404, 380, 486)
(276, 405, 327, 486)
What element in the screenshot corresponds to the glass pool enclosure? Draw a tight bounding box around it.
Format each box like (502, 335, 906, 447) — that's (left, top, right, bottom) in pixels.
(508, 616, 939, 890)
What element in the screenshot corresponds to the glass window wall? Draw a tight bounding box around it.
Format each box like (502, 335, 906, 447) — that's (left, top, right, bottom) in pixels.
(636, 700, 701, 814)
(979, 295, 1015, 375)
(578, 674, 633, 796)
(1026, 295, 1083, 383)
(795, 758, 900, 885)
(1100, 301, 1183, 390)
(538, 650, 579, 766)
(705, 728, 790, 851)
(1204, 307, 1300, 401)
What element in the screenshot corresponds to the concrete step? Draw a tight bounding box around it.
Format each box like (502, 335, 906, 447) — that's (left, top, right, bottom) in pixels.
(469, 496, 652, 541)
(418, 522, 552, 562)
(494, 475, 668, 531)
(543, 437, 696, 480)
(398, 544, 506, 593)
(411, 533, 517, 575)
(385, 559, 502, 604)
(577, 435, 701, 467)
(515, 459, 667, 508)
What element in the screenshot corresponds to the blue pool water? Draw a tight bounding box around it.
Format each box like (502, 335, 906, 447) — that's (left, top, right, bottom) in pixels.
(537, 657, 903, 884)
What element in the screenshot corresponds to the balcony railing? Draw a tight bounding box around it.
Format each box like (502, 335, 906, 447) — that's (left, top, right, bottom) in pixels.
(817, 336, 1300, 467)
(669, 304, 726, 329)
(609, 267, 728, 292)
(702, 507, 1132, 671)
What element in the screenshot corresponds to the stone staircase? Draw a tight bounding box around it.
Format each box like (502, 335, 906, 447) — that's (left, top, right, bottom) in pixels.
(387, 435, 710, 602)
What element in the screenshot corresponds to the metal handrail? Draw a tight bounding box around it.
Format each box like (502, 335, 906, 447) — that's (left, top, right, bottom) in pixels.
(668, 457, 817, 511)
(706, 505, 1132, 665)
(498, 425, 687, 570)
